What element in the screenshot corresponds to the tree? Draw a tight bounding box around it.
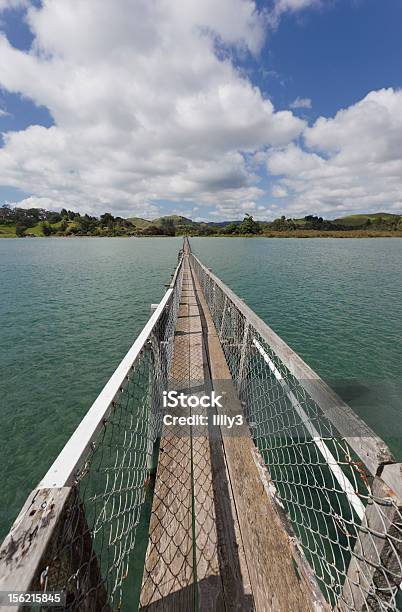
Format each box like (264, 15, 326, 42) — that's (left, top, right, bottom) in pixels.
(15, 223, 27, 237)
(0, 204, 13, 223)
(42, 222, 52, 236)
(141, 225, 164, 235)
(100, 212, 115, 228)
(160, 218, 176, 236)
(46, 212, 62, 224)
(239, 214, 261, 235)
(222, 222, 239, 234)
(270, 217, 287, 230)
(75, 214, 97, 234)
(197, 225, 214, 236)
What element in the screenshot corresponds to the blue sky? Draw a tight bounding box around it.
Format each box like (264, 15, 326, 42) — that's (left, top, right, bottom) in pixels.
(254, 0, 402, 117)
(0, 0, 401, 220)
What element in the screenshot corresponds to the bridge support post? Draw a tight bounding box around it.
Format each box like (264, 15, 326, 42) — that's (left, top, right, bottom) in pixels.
(0, 487, 109, 611)
(339, 472, 402, 611)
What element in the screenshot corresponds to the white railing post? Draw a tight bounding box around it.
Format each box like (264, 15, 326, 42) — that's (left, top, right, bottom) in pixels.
(237, 321, 250, 395)
(219, 296, 228, 340)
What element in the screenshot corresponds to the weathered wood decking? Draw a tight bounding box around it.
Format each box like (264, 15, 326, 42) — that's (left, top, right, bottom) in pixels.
(139, 259, 196, 610)
(140, 247, 326, 611)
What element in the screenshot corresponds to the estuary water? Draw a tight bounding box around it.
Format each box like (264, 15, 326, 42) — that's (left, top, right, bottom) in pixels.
(0, 236, 401, 538)
(0, 237, 182, 538)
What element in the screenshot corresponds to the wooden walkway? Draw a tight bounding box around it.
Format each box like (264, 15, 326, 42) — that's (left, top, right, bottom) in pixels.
(140, 247, 326, 611)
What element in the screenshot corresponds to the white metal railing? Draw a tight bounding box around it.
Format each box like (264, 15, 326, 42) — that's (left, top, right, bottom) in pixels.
(190, 248, 402, 612)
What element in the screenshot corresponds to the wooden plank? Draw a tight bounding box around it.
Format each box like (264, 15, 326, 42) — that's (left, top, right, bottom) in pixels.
(192, 265, 328, 612)
(187, 265, 225, 610)
(0, 488, 72, 598)
(339, 476, 402, 611)
(141, 257, 224, 611)
(187, 277, 250, 612)
(180, 295, 198, 305)
(139, 420, 194, 611)
(192, 273, 255, 612)
(140, 266, 194, 610)
(192, 272, 256, 612)
(189, 324, 225, 611)
(186, 242, 257, 610)
(178, 302, 189, 318)
(206, 432, 255, 612)
(380, 462, 402, 499)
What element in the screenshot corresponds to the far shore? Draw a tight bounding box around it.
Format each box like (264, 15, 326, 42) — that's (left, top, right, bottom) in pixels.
(2, 230, 402, 239)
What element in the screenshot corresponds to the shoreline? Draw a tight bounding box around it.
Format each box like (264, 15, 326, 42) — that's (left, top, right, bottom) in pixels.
(2, 231, 402, 239)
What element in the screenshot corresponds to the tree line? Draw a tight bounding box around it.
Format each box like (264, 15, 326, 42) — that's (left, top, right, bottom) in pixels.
(1, 204, 401, 237)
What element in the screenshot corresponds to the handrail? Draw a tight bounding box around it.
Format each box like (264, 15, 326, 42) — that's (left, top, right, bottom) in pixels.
(190, 245, 402, 610)
(190, 252, 393, 477)
(40, 255, 183, 489)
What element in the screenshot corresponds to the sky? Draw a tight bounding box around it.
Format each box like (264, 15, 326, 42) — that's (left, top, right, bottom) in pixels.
(0, 0, 401, 221)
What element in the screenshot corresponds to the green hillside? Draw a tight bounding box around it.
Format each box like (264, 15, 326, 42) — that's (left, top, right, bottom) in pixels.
(127, 215, 199, 229)
(0, 224, 17, 237)
(128, 215, 204, 234)
(0, 220, 72, 237)
(333, 213, 402, 227)
(127, 217, 152, 229)
(152, 215, 201, 230)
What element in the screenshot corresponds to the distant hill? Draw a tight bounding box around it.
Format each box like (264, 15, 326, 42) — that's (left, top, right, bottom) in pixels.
(127, 215, 201, 230)
(206, 220, 242, 227)
(333, 213, 402, 227)
(127, 217, 152, 229)
(126, 212, 402, 232)
(153, 215, 199, 228)
(127, 212, 402, 230)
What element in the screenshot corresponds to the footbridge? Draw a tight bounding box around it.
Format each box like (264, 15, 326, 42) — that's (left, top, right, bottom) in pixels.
(1, 238, 401, 611)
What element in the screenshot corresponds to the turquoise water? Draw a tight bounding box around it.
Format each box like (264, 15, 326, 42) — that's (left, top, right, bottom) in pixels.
(0, 237, 181, 538)
(191, 237, 402, 458)
(0, 236, 401, 540)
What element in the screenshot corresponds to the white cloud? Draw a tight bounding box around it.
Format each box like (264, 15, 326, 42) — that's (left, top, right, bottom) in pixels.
(271, 184, 288, 197)
(1, 2, 399, 222)
(268, 142, 323, 174)
(289, 96, 312, 109)
(0, 0, 305, 217)
(267, 88, 402, 216)
(269, 0, 321, 27)
(0, 0, 28, 10)
(274, 0, 320, 10)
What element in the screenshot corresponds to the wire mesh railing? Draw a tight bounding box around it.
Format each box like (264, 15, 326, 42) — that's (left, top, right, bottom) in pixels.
(0, 253, 184, 611)
(190, 249, 402, 612)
